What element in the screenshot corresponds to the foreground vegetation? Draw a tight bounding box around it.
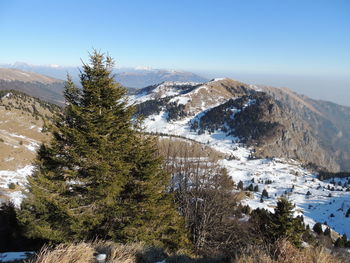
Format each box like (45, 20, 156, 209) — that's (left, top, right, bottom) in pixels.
(20, 240, 342, 263)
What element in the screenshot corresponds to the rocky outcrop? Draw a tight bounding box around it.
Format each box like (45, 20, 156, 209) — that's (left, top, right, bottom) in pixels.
(192, 91, 339, 171)
(260, 86, 350, 172)
(244, 96, 339, 172)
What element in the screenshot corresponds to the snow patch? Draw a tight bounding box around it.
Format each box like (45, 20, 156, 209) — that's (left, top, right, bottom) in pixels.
(169, 96, 190, 105)
(212, 78, 226, 81)
(0, 165, 35, 206)
(0, 252, 34, 262)
(2, 92, 12, 98)
(25, 141, 39, 152)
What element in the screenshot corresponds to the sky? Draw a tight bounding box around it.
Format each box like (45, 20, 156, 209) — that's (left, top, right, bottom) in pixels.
(0, 0, 349, 105)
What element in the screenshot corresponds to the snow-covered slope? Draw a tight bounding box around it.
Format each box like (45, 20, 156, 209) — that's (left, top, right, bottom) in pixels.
(131, 79, 350, 237)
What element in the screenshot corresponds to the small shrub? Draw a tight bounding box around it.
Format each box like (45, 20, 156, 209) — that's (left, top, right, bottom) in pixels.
(262, 189, 268, 198)
(247, 184, 254, 191)
(313, 222, 323, 235)
(8, 182, 16, 190)
(238, 180, 244, 190)
(324, 227, 331, 236)
(345, 208, 350, 218)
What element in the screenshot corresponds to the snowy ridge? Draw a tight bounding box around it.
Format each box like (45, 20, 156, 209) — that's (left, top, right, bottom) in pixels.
(129, 81, 201, 104)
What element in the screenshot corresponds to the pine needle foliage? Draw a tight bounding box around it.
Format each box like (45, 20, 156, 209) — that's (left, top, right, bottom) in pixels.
(250, 198, 307, 248)
(269, 198, 306, 247)
(18, 51, 189, 251)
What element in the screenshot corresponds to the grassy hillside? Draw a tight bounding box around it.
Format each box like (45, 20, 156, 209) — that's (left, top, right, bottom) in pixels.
(0, 90, 61, 203)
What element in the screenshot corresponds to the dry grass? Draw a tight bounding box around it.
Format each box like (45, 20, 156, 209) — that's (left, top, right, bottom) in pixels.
(236, 240, 342, 263)
(0, 95, 51, 170)
(25, 240, 343, 263)
(97, 242, 144, 263)
(26, 242, 95, 263)
(183, 79, 239, 116)
(94, 241, 165, 263)
(157, 137, 224, 162)
(27, 242, 166, 263)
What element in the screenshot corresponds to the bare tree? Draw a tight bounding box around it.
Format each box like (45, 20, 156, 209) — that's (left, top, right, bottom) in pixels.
(156, 137, 248, 255)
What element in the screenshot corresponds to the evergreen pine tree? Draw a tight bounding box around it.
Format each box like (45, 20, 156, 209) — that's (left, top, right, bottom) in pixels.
(260, 196, 264, 203)
(238, 180, 244, 190)
(324, 227, 331, 236)
(247, 183, 254, 191)
(313, 222, 323, 235)
(335, 237, 345, 247)
(346, 208, 350, 218)
(262, 189, 269, 198)
(269, 198, 306, 247)
(18, 51, 189, 250)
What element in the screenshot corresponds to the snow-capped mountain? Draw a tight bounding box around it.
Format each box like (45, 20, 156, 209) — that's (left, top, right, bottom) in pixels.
(130, 78, 350, 237)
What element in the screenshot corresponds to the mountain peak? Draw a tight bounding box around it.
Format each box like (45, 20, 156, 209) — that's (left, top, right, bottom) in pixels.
(0, 68, 63, 84)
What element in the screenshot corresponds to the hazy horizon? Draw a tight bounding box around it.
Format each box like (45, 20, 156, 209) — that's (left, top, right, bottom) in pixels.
(1, 60, 350, 107)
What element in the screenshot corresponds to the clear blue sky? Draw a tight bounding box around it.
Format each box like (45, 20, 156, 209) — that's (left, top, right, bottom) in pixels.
(1, 0, 349, 74)
(1, 0, 350, 105)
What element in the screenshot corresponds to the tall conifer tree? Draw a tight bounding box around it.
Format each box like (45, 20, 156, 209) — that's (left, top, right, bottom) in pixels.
(269, 198, 306, 247)
(18, 51, 189, 250)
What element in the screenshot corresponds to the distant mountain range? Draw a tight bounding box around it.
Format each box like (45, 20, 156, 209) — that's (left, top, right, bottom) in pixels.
(115, 69, 207, 88)
(1, 66, 349, 171)
(0, 62, 208, 88)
